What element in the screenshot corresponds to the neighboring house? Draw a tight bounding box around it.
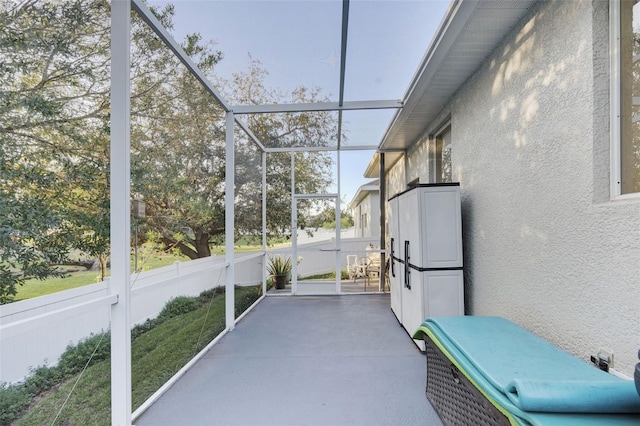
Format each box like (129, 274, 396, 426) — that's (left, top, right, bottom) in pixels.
(367, 0, 640, 376)
(348, 180, 380, 239)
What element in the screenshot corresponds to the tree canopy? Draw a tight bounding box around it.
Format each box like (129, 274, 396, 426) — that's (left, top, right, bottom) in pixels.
(0, 0, 338, 301)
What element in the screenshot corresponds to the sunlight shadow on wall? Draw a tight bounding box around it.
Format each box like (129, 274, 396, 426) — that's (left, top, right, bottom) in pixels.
(490, 16, 538, 99)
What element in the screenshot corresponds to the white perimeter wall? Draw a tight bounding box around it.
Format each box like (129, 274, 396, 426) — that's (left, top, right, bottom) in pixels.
(0, 254, 263, 384)
(268, 237, 380, 278)
(0, 238, 377, 384)
(389, 1, 640, 375)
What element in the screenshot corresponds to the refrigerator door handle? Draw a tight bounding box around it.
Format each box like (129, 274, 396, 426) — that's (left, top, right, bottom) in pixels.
(390, 238, 396, 277)
(404, 240, 411, 289)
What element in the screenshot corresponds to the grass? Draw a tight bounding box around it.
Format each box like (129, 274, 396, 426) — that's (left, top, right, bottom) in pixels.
(11, 284, 262, 425)
(300, 270, 350, 280)
(210, 239, 292, 255)
(12, 252, 190, 302)
(13, 271, 103, 301)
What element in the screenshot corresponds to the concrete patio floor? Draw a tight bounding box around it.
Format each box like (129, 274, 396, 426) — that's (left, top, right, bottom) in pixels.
(134, 294, 443, 426)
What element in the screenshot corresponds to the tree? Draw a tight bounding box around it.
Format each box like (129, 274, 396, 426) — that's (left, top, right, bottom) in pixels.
(134, 58, 338, 258)
(226, 58, 336, 240)
(0, 0, 112, 300)
(309, 206, 354, 230)
(0, 0, 339, 306)
(0, 0, 221, 299)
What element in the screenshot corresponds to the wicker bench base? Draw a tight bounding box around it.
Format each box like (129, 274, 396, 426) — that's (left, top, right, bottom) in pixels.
(424, 337, 511, 426)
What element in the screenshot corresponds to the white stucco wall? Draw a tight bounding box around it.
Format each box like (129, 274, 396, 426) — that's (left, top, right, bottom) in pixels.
(368, 192, 380, 239)
(406, 132, 431, 183)
(352, 193, 378, 238)
(388, 1, 640, 375)
(353, 193, 381, 239)
(386, 156, 406, 199)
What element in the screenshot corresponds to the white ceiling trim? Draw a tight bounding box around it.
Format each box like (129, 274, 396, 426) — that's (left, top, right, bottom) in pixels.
(378, 0, 536, 151)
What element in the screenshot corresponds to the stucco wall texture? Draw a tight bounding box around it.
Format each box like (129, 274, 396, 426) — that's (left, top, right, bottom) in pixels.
(354, 193, 380, 238)
(389, 1, 640, 375)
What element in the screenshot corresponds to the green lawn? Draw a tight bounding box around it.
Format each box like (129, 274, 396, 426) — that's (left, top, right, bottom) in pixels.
(13, 252, 190, 302)
(13, 271, 103, 301)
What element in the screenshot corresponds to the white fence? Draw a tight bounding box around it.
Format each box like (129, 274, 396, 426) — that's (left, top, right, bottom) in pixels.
(0, 238, 377, 384)
(0, 253, 263, 384)
(269, 237, 380, 277)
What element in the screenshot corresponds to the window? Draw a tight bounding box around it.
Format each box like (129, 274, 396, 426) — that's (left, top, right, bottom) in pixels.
(435, 125, 452, 183)
(612, 0, 640, 196)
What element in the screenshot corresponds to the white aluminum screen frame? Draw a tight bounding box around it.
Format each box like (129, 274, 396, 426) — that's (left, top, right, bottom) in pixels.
(111, 0, 396, 423)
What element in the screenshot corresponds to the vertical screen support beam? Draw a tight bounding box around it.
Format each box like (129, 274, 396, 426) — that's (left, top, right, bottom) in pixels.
(290, 152, 297, 295)
(379, 153, 386, 292)
(336, 0, 349, 149)
(335, 152, 341, 294)
(110, 1, 132, 424)
(225, 112, 235, 330)
(262, 151, 267, 294)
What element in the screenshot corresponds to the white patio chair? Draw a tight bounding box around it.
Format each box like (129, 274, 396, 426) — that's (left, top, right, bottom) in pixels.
(365, 255, 381, 290)
(346, 255, 358, 280)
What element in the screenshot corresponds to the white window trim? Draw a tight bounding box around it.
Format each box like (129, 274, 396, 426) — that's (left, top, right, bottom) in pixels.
(429, 120, 452, 184)
(435, 121, 452, 184)
(610, 0, 622, 198)
(610, 0, 640, 199)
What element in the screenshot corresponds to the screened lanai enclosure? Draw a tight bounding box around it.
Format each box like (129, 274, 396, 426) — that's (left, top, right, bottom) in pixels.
(109, 0, 399, 421)
(7, 0, 640, 424)
(0, 0, 457, 423)
(119, 0, 427, 423)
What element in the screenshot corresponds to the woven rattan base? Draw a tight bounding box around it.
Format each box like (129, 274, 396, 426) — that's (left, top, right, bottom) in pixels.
(424, 337, 511, 426)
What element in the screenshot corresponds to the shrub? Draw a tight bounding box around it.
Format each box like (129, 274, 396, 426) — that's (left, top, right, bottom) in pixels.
(131, 318, 160, 339)
(197, 287, 219, 304)
(157, 296, 199, 322)
(235, 285, 262, 317)
(0, 383, 30, 425)
(56, 332, 111, 377)
(21, 364, 63, 397)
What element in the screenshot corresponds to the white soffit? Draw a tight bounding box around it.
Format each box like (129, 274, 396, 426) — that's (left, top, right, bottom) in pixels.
(364, 151, 403, 179)
(379, 0, 537, 151)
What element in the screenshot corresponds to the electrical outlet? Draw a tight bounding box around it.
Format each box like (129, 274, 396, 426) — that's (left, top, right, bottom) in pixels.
(599, 349, 614, 367)
(591, 349, 613, 372)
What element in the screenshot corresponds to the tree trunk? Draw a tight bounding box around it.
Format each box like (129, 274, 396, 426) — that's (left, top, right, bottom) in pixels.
(65, 259, 101, 270)
(193, 230, 211, 258)
(163, 232, 212, 260)
(99, 254, 107, 282)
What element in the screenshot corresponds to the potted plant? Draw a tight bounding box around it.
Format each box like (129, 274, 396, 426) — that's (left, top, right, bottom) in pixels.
(267, 254, 299, 289)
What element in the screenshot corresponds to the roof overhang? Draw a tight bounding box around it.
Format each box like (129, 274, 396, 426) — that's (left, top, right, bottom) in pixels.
(378, 0, 536, 151)
(364, 151, 403, 179)
(348, 180, 379, 210)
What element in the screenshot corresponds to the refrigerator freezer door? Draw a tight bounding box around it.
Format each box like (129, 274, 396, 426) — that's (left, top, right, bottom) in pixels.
(411, 269, 465, 351)
(388, 197, 402, 321)
(422, 270, 464, 318)
(421, 187, 463, 269)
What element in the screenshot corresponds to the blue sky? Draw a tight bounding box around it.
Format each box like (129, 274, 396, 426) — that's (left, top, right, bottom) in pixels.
(148, 0, 450, 204)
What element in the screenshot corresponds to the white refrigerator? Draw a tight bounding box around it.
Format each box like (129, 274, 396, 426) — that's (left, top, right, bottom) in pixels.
(389, 184, 464, 350)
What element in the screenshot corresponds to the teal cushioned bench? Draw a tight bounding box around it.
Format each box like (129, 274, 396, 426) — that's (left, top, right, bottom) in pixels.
(413, 316, 640, 426)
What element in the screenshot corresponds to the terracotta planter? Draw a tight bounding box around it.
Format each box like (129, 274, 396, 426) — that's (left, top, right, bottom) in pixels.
(273, 274, 288, 289)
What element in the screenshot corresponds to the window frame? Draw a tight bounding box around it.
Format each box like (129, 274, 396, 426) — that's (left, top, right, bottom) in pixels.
(610, 0, 640, 199)
(434, 122, 452, 184)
